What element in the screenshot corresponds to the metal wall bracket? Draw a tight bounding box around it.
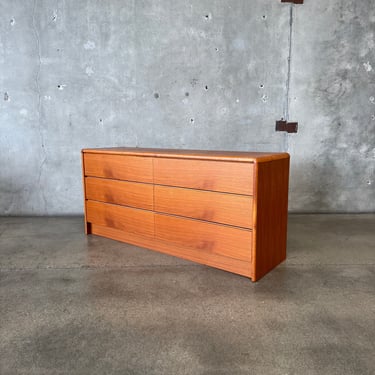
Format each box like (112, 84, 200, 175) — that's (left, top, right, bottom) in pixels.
(281, 0, 304, 4)
(276, 120, 298, 133)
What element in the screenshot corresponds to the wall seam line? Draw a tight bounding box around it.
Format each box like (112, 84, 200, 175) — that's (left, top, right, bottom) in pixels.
(284, 4, 294, 152)
(32, 0, 48, 213)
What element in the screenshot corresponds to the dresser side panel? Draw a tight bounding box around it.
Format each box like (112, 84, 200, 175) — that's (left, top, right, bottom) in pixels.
(252, 156, 290, 281)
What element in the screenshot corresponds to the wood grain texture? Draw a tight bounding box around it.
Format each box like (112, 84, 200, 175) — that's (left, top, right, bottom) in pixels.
(91, 223, 252, 278)
(154, 185, 253, 228)
(83, 147, 289, 163)
(86, 200, 154, 237)
(154, 158, 254, 195)
(85, 177, 153, 211)
(83, 153, 153, 183)
(252, 157, 290, 281)
(155, 214, 252, 262)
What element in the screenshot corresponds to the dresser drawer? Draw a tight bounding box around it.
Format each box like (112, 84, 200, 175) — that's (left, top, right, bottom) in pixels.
(83, 153, 153, 183)
(86, 200, 154, 237)
(154, 158, 253, 195)
(155, 214, 252, 262)
(85, 177, 153, 210)
(154, 185, 253, 228)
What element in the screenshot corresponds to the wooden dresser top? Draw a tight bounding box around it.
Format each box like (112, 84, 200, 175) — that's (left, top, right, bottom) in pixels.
(82, 147, 289, 163)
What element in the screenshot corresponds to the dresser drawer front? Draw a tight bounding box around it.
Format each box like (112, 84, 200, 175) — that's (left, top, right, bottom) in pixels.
(154, 185, 253, 228)
(86, 200, 154, 237)
(155, 214, 252, 262)
(85, 177, 153, 210)
(154, 158, 253, 195)
(83, 153, 153, 183)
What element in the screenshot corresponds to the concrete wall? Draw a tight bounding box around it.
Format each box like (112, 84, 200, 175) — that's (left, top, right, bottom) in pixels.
(0, 0, 374, 215)
(289, 1, 375, 212)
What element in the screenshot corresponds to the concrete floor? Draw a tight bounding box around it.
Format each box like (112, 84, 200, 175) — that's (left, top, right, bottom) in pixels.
(0, 215, 374, 375)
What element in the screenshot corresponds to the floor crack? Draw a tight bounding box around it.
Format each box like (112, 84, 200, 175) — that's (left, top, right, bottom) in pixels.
(0, 264, 202, 272)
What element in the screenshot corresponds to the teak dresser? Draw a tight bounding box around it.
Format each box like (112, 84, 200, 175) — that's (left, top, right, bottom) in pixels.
(82, 148, 290, 281)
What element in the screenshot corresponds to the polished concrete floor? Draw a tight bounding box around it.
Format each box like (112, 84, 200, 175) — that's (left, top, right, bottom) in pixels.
(0, 215, 374, 375)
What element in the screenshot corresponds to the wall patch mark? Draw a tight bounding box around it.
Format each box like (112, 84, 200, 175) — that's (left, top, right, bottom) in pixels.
(84, 41, 96, 50)
(363, 62, 373, 72)
(190, 78, 199, 87)
(85, 66, 94, 76)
